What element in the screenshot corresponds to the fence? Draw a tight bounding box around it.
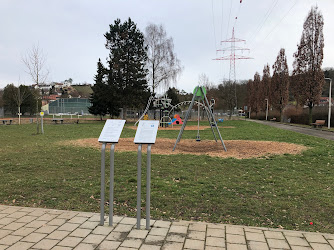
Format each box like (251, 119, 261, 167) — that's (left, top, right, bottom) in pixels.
(49, 98, 92, 114)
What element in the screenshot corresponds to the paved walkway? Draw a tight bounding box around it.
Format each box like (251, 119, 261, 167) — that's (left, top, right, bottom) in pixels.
(248, 120, 334, 141)
(0, 205, 334, 249)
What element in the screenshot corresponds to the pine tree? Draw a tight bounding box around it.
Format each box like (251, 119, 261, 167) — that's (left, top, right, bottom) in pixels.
(104, 18, 150, 118)
(272, 48, 289, 122)
(89, 58, 109, 119)
(292, 6, 324, 124)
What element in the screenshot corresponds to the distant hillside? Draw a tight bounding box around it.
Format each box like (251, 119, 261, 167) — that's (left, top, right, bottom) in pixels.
(72, 85, 93, 98)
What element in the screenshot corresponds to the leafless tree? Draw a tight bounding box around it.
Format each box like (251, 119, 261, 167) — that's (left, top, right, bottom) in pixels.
(22, 44, 49, 86)
(22, 44, 48, 133)
(198, 73, 214, 90)
(292, 6, 324, 124)
(272, 48, 289, 122)
(218, 80, 236, 119)
(252, 72, 261, 117)
(261, 64, 271, 112)
(145, 23, 182, 95)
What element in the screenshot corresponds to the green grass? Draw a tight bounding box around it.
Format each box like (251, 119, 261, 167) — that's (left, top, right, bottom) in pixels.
(1, 120, 334, 233)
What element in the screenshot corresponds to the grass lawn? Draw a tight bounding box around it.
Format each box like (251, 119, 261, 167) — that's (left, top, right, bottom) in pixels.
(0, 120, 333, 233)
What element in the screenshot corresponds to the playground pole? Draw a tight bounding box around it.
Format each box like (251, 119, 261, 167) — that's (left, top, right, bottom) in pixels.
(196, 101, 200, 141)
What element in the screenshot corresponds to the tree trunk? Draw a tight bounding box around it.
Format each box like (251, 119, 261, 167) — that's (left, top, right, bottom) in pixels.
(308, 105, 313, 125)
(280, 109, 283, 122)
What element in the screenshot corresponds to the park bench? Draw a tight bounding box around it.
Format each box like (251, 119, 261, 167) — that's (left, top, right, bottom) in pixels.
(52, 118, 64, 124)
(311, 120, 325, 128)
(270, 117, 277, 122)
(1, 119, 13, 125)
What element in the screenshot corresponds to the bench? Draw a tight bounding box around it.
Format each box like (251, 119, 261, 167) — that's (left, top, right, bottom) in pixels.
(1, 119, 13, 125)
(52, 118, 64, 124)
(270, 117, 277, 122)
(311, 120, 325, 128)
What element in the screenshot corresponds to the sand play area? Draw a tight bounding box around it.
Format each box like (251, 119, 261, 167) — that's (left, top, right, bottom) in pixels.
(64, 138, 308, 159)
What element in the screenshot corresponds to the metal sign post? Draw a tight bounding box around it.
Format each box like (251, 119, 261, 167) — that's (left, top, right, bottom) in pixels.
(40, 112, 44, 134)
(136, 144, 142, 229)
(134, 120, 159, 230)
(98, 119, 126, 226)
(100, 142, 107, 225)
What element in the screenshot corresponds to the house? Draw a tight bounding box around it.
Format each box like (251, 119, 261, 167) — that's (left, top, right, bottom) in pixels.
(41, 94, 58, 106)
(318, 97, 334, 106)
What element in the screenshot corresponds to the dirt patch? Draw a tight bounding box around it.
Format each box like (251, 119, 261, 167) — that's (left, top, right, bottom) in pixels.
(63, 138, 308, 159)
(129, 125, 235, 131)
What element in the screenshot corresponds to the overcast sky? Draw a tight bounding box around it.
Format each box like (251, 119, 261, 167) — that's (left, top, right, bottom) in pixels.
(0, 0, 333, 93)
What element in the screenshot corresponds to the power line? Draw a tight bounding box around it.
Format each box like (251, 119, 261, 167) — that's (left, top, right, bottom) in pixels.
(225, 0, 233, 41)
(211, 0, 218, 53)
(247, 0, 279, 47)
(235, 1, 299, 80)
(232, 3, 242, 30)
(263, 0, 298, 41)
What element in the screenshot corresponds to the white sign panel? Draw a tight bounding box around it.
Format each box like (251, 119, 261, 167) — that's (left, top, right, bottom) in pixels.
(98, 119, 126, 143)
(134, 120, 159, 144)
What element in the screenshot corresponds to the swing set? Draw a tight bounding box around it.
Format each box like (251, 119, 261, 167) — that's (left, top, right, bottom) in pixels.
(173, 86, 227, 151)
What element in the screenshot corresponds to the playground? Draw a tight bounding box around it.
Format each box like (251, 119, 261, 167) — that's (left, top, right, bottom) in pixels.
(1, 119, 334, 234)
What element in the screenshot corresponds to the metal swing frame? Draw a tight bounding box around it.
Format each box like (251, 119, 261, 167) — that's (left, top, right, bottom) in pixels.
(172, 86, 227, 152)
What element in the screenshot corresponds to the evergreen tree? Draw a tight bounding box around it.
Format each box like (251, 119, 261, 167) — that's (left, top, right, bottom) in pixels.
(292, 6, 324, 124)
(104, 18, 150, 118)
(89, 58, 109, 119)
(272, 48, 289, 122)
(3, 84, 37, 116)
(166, 87, 180, 107)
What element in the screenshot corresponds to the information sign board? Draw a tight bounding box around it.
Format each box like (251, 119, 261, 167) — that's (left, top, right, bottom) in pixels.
(134, 120, 159, 144)
(98, 119, 126, 143)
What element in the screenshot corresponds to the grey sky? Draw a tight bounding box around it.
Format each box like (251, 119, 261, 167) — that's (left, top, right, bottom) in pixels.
(0, 0, 333, 93)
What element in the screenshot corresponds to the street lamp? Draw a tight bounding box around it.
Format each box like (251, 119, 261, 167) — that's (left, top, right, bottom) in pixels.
(325, 78, 332, 129)
(265, 98, 269, 121)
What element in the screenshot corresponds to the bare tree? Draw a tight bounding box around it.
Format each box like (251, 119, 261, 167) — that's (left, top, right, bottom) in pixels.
(292, 6, 324, 124)
(198, 73, 214, 90)
(145, 23, 182, 95)
(272, 48, 289, 122)
(22, 44, 48, 133)
(218, 80, 236, 119)
(22, 44, 49, 86)
(252, 72, 261, 117)
(261, 64, 271, 112)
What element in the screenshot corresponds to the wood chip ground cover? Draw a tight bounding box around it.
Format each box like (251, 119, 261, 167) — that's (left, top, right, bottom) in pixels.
(129, 125, 235, 130)
(63, 138, 308, 159)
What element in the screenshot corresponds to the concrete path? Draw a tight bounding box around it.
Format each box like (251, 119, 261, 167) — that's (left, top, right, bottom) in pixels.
(0, 205, 334, 249)
(248, 120, 334, 141)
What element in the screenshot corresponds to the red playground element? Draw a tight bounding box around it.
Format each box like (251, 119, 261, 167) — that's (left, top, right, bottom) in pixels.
(169, 114, 183, 125)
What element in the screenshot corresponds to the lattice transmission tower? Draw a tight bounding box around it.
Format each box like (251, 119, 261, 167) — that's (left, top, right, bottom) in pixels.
(214, 27, 252, 109)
